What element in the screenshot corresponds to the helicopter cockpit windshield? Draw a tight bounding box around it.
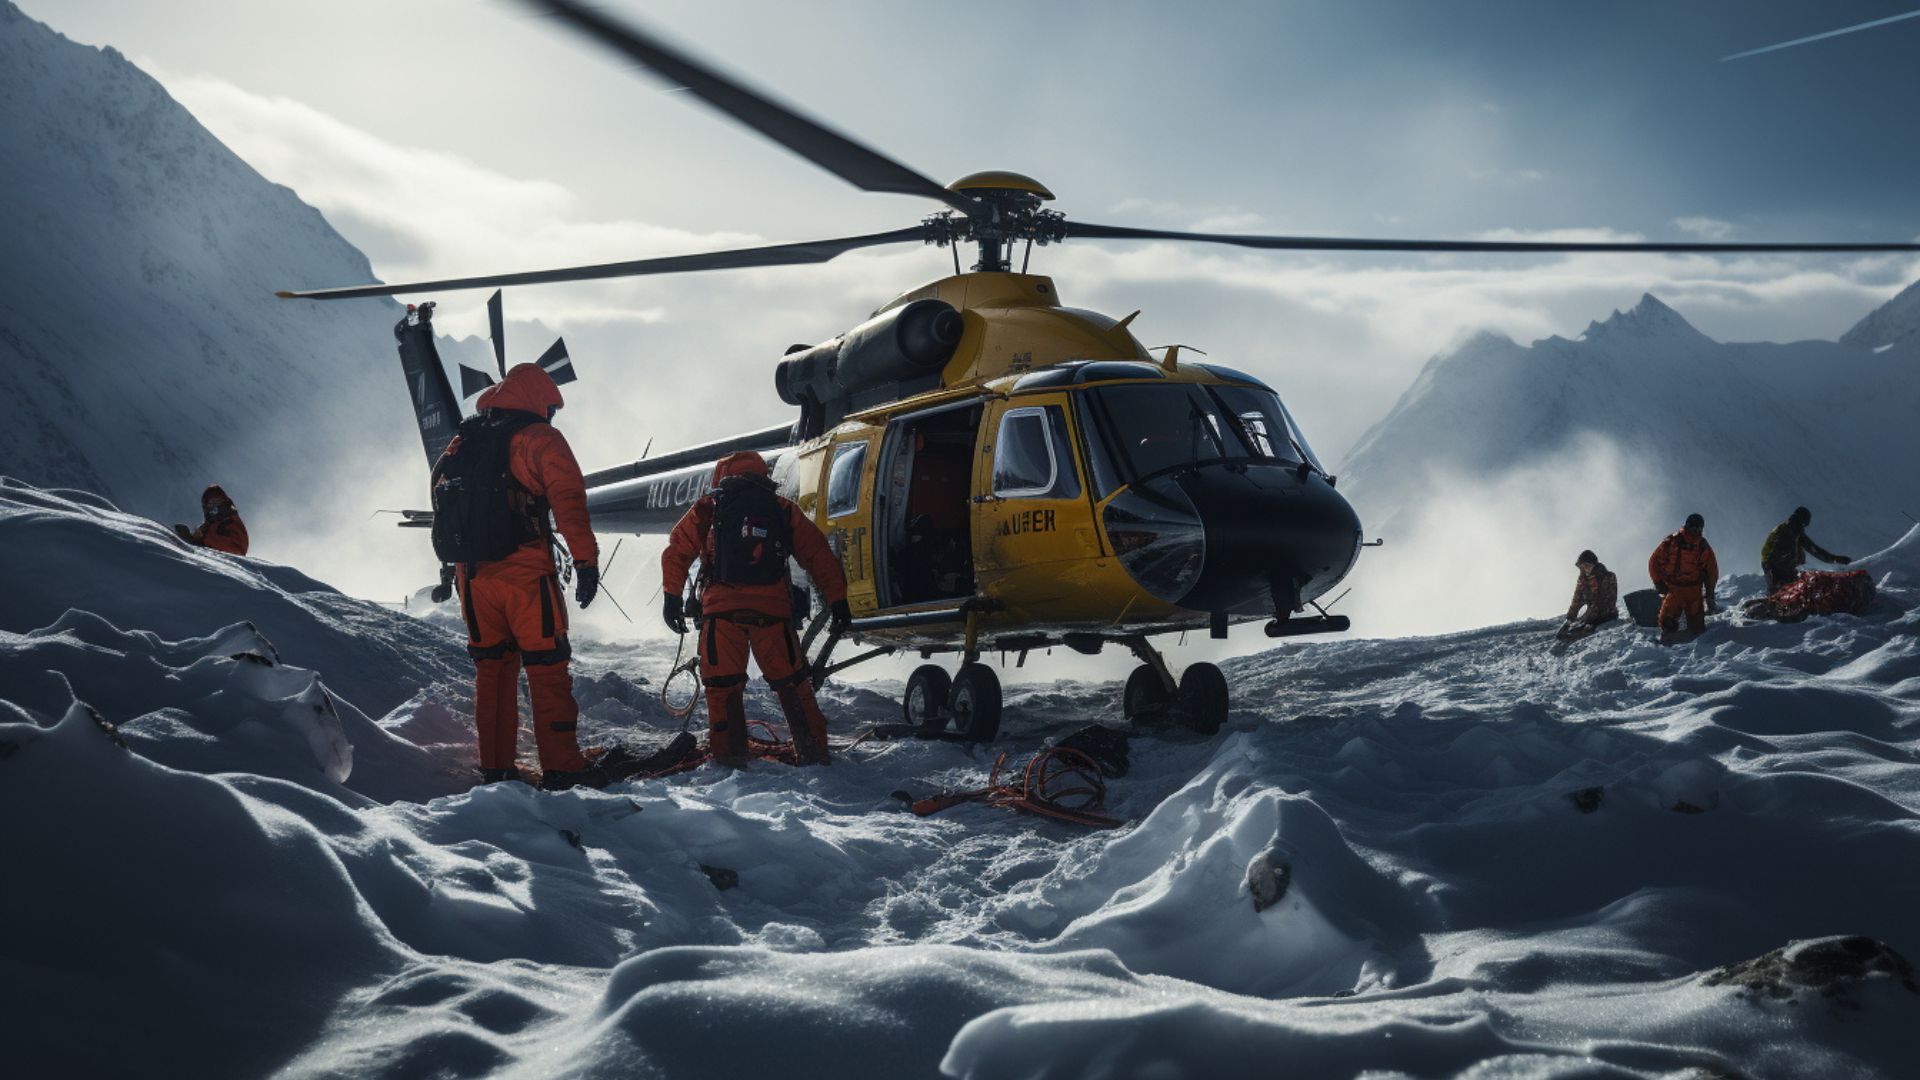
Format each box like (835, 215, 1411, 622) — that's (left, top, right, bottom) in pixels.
(1084, 382, 1322, 483)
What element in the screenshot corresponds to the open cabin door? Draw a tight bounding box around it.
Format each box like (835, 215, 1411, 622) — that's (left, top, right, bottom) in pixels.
(871, 401, 983, 610)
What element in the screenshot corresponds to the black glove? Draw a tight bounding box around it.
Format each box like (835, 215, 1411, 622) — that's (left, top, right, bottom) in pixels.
(663, 593, 688, 635)
(829, 598, 853, 632)
(1837, 556, 1853, 565)
(429, 565, 455, 604)
(1654, 581, 1669, 596)
(574, 563, 599, 609)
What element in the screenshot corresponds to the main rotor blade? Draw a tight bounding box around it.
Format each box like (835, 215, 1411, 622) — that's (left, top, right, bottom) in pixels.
(524, 0, 974, 214)
(487, 289, 507, 376)
(1067, 222, 1920, 254)
(276, 227, 927, 300)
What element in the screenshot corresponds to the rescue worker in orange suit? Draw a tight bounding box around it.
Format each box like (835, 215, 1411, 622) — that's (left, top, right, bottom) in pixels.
(660, 451, 851, 766)
(173, 485, 249, 555)
(436, 363, 603, 790)
(1648, 512, 1720, 641)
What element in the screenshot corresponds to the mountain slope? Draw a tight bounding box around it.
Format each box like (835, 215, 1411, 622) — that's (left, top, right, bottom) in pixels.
(4, 476, 1918, 1078)
(1335, 290, 1920, 633)
(0, 2, 445, 591)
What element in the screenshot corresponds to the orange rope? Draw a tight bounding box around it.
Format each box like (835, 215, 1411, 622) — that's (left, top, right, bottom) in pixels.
(910, 746, 1124, 829)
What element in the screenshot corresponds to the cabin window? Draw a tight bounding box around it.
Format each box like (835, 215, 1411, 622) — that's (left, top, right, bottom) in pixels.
(992, 405, 1081, 499)
(826, 441, 867, 517)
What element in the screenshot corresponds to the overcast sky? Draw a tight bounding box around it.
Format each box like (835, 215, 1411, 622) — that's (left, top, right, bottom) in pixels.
(20, 0, 1920, 468)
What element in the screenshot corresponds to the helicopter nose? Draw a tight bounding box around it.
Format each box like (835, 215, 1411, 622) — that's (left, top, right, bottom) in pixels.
(1186, 464, 1361, 615)
(1103, 464, 1360, 616)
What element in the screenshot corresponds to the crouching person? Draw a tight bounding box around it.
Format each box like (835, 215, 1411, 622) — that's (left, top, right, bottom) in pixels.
(432, 363, 603, 790)
(660, 451, 851, 766)
(1558, 549, 1619, 642)
(174, 484, 250, 555)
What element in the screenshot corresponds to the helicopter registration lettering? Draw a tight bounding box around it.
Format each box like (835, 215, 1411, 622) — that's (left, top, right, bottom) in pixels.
(996, 508, 1056, 537)
(645, 473, 707, 511)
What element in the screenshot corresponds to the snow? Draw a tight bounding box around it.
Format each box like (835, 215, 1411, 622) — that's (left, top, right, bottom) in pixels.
(4, 477, 1919, 1078)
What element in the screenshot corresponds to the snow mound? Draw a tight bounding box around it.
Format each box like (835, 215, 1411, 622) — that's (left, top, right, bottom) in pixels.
(5, 482, 1919, 1077)
(0, 479, 466, 716)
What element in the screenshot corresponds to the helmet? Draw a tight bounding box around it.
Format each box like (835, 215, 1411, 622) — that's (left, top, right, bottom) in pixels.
(712, 450, 771, 483)
(1791, 506, 1812, 526)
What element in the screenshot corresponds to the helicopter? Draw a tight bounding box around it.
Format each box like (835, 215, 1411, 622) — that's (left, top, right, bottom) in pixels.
(279, 0, 1920, 742)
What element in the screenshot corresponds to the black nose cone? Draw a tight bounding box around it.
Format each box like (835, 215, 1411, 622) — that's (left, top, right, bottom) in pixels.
(1174, 464, 1360, 615)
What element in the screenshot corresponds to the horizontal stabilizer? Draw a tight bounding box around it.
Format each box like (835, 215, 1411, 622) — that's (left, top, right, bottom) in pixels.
(458, 363, 497, 399)
(536, 337, 576, 386)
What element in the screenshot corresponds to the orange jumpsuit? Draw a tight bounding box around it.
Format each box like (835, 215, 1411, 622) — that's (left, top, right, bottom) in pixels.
(437, 364, 599, 775)
(661, 452, 849, 765)
(188, 485, 249, 555)
(1648, 529, 1718, 635)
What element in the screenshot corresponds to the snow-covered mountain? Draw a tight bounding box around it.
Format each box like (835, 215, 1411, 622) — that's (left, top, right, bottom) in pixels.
(5, 478, 1918, 1077)
(1839, 276, 1920, 352)
(0, 2, 455, 595)
(1335, 289, 1920, 634)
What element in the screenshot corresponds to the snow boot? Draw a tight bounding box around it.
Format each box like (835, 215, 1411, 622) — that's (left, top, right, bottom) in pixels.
(539, 767, 610, 792)
(478, 766, 523, 784)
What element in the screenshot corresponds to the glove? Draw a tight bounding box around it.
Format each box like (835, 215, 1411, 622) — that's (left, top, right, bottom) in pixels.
(1838, 556, 1853, 565)
(829, 598, 852, 632)
(429, 565, 455, 604)
(1654, 582, 1668, 596)
(574, 563, 599, 609)
(663, 593, 688, 635)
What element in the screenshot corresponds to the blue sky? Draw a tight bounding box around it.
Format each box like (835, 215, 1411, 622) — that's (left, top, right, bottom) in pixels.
(17, 0, 1920, 463)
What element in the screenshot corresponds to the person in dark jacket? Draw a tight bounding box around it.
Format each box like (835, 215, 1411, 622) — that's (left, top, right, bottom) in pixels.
(1558, 549, 1619, 642)
(1761, 506, 1850, 591)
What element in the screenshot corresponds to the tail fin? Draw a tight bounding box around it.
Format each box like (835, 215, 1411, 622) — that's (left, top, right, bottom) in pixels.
(393, 302, 463, 467)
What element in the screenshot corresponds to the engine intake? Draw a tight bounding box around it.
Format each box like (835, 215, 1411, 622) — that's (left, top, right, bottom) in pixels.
(775, 299, 964, 432)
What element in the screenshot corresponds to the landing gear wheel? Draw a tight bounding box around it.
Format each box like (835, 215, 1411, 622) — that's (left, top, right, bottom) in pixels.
(1123, 664, 1172, 727)
(948, 663, 1003, 743)
(903, 664, 952, 730)
(1175, 662, 1228, 735)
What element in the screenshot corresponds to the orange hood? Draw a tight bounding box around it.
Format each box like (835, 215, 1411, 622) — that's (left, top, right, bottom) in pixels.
(476, 363, 564, 418)
(201, 484, 234, 508)
(712, 451, 771, 483)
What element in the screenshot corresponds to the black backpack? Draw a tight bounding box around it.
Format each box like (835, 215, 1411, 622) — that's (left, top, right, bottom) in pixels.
(430, 410, 544, 565)
(710, 474, 791, 586)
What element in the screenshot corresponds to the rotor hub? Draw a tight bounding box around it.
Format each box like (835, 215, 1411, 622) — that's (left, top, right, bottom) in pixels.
(927, 172, 1068, 271)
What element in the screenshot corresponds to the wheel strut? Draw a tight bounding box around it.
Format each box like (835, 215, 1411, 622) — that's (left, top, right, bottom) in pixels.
(1121, 635, 1177, 693)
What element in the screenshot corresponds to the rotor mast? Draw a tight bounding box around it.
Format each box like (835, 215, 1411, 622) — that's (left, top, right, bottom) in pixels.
(932, 171, 1066, 273)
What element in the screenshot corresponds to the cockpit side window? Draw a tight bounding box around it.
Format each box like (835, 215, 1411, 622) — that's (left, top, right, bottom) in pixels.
(826, 440, 867, 517)
(1210, 385, 1305, 466)
(992, 405, 1081, 499)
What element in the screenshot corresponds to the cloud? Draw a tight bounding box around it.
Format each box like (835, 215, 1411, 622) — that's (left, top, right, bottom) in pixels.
(1672, 216, 1737, 240)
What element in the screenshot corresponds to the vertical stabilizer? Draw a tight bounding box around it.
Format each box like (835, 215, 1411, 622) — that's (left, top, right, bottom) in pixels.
(393, 303, 463, 466)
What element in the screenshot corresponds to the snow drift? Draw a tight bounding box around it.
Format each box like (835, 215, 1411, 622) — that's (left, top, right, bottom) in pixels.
(3, 481, 1919, 1077)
